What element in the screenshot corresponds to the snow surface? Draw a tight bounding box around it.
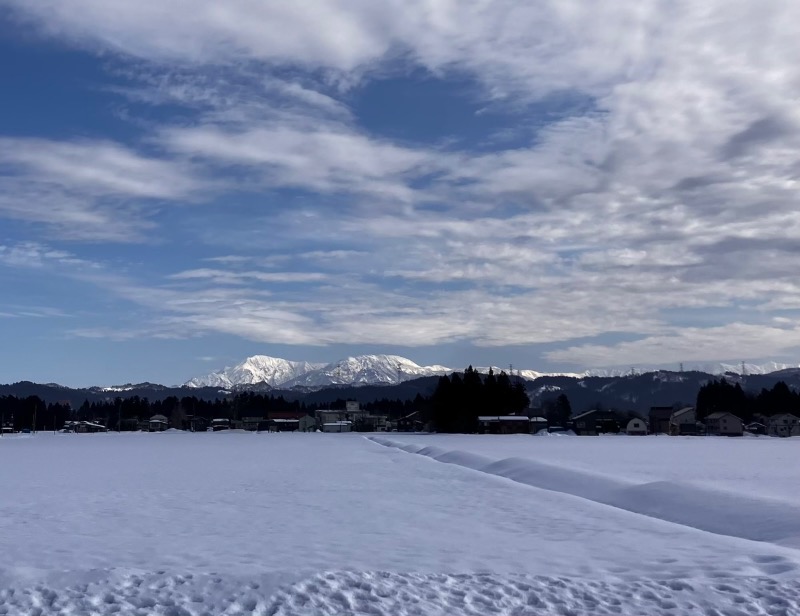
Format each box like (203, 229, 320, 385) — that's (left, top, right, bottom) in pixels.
(1, 432, 799, 615)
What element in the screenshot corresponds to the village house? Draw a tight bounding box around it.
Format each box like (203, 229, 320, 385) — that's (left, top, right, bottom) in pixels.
(267, 412, 316, 432)
(396, 410, 424, 432)
(669, 407, 698, 435)
(322, 420, 352, 433)
(270, 418, 300, 432)
(745, 421, 766, 435)
(298, 415, 316, 432)
(767, 413, 800, 437)
(704, 412, 744, 437)
(571, 410, 620, 436)
(242, 416, 270, 432)
(353, 414, 389, 431)
(64, 420, 107, 433)
(182, 415, 209, 432)
(648, 407, 673, 435)
(316, 408, 368, 426)
(148, 414, 169, 432)
(210, 418, 231, 431)
(626, 418, 648, 435)
(477, 415, 532, 434)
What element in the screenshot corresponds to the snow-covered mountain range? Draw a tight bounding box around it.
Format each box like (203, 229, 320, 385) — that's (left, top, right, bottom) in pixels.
(185, 355, 452, 389)
(184, 356, 326, 389)
(184, 354, 800, 390)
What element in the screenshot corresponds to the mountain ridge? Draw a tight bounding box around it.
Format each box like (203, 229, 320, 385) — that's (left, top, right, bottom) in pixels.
(184, 354, 800, 390)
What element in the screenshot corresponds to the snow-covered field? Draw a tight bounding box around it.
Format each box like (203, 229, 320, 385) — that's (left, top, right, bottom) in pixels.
(1, 432, 799, 615)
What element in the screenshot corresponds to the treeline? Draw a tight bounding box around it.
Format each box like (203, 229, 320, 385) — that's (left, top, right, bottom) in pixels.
(0, 394, 305, 431)
(0, 391, 434, 432)
(431, 367, 529, 432)
(696, 379, 799, 422)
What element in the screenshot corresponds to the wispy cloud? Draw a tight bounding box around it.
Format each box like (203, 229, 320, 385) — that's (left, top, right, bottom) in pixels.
(3, 1, 800, 369)
(0, 138, 210, 240)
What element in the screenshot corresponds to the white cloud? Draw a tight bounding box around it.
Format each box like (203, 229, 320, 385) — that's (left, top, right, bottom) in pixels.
(545, 323, 800, 368)
(0, 138, 209, 240)
(3, 1, 800, 367)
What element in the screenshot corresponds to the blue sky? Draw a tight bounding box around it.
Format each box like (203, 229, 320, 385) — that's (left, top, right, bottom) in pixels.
(2, 1, 800, 387)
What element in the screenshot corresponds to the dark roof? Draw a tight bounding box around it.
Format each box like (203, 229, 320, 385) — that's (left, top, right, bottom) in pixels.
(267, 412, 307, 420)
(649, 408, 673, 420)
(572, 409, 616, 421)
(706, 411, 740, 420)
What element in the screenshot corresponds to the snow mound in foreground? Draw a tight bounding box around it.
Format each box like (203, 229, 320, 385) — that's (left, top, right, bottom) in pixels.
(370, 437, 800, 548)
(1, 570, 799, 616)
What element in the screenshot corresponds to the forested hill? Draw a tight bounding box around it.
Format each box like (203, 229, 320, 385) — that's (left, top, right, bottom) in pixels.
(4, 368, 800, 413)
(526, 369, 800, 412)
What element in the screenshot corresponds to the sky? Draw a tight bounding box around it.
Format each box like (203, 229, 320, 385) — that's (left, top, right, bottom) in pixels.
(1, 1, 800, 387)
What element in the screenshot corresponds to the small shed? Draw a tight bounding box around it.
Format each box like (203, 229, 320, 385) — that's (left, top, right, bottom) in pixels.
(210, 418, 231, 431)
(626, 418, 647, 435)
(744, 422, 766, 435)
(704, 412, 743, 437)
(477, 415, 532, 434)
(148, 414, 169, 432)
(530, 416, 548, 433)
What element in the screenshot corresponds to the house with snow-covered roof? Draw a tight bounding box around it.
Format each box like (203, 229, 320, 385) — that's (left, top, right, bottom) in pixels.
(477, 415, 532, 434)
(322, 420, 352, 433)
(148, 414, 169, 432)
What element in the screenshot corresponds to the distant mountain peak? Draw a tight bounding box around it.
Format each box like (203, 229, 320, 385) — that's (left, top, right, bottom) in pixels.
(184, 354, 800, 391)
(185, 353, 453, 389)
(184, 355, 324, 389)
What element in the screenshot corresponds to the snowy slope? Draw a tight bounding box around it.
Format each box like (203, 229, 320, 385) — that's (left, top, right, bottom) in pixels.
(475, 366, 584, 379)
(1, 433, 799, 616)
(184, 355, 325, 388)
(283, 354, 452, 387)
(185, 353, 800, 390)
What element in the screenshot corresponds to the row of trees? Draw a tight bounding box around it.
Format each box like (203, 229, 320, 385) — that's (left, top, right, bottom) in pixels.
(0, 391, 435, 432)
(431, 367, 529, 432)
(695, 379, 799, 422)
